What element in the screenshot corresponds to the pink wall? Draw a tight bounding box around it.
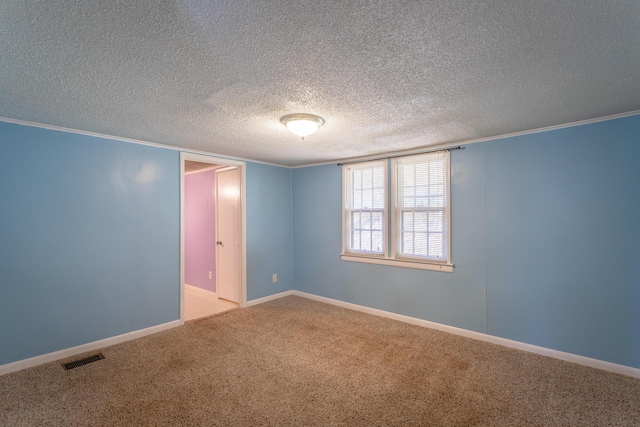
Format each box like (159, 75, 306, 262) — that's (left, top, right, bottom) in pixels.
(185, 169, 216, 292)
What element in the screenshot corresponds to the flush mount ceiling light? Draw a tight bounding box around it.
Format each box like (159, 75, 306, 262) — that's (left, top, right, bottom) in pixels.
(280, 114, 324, 140)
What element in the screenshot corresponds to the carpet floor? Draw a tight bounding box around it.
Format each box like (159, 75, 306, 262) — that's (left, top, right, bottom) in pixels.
(1, 295, 639, 426)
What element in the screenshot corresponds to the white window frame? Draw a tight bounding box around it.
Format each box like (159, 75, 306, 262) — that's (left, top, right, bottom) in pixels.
(340, 151, 453, 273)
(391, 151, 451, 266)
(341, 160, 388, 258)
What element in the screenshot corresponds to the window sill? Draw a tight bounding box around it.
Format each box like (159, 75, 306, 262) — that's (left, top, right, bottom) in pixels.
(340, 254, 454, 273)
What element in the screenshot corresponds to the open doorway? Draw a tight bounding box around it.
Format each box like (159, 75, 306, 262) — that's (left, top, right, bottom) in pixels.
(180, 153, 246, 323)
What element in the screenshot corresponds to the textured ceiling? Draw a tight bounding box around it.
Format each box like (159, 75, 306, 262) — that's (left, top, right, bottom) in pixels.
(1, 1, 639, 166)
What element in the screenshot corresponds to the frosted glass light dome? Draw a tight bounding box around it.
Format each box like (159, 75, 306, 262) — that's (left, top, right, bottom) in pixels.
(280, 114, 324, 140)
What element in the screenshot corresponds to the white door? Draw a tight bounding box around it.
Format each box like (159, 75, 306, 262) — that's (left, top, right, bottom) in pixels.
(216, 168, 240, 303)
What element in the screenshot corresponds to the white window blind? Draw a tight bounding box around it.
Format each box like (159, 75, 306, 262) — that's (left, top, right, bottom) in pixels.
(343, 160, 386, 255)
(393, 151, 450, 263)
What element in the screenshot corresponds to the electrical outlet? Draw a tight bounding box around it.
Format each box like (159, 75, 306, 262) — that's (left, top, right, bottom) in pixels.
(272, 274, 277, 283)
(208, 271, 212, 279)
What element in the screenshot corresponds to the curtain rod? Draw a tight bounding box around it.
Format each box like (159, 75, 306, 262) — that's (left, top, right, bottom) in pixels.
(337, 146, 463, 166)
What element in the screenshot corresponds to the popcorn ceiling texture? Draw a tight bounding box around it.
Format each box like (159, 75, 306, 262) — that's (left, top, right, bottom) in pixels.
(1, 1, 639, 166)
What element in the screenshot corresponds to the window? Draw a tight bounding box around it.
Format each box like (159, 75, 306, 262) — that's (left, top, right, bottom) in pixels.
(393, 151, 450, 263)
(342, 160, 387, 256)
(341, 151, 452, 272)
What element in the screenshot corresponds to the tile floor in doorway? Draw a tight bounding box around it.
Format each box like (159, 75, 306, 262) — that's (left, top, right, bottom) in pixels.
(184, 285, 238, 321)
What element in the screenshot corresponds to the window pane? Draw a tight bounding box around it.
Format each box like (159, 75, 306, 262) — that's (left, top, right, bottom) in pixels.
(402, 211, 413, 232)
(402, 232, 413, 254)
(344, 161, 387, 256)
(352, 212, 360, 230)
(415, 233, 428, 256)
(373, 167, 384, 188)
(430, 184, 444, 196)
(353, 170, 362, 190)
(415, 212, 428, 232)
(429, 196, 444, 208)
(430, 161, 444, 183)
(429, 233, 443, 257)
(373, 188, 384, 208)
(416, 196, 429, 207)
(352, 230, 361, 250)
(353, 190, 362, 209)
(392, 152, 449, 263)
(362, 212, 371, 229)
(372, 212, 383, 230)
(362, 169, 372, 189)
(428, 212, 443, 232)
(362, 189, 373, 208)
(403, 164, 415, 187)
(372, 231, 383, 253)
(361, 231, 371, 251)
(415, 163, 428, 185)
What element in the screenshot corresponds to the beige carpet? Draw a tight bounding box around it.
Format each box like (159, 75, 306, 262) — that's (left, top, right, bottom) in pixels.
(1, 295, 639, 426)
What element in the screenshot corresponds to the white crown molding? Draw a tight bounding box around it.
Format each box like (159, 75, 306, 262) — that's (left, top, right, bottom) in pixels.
(0, 116, 290, 169)
(5, 111, 640, 171)
(293, 110, 640, 168)
(3, 110, 639, 170)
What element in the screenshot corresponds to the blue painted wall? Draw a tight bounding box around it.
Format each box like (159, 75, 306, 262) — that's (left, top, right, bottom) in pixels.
(485, 118, 640, 368)
(292, 115, 640, 369)
(292, 151, 487, 333)
(0, 122, 294, 366)
(246, 163, 293, 300)
(2, 114, 638, 370)
(0, 122, 180, 365)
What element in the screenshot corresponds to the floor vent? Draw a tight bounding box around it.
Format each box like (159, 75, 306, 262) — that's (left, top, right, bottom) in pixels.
(62, 353, 105, 370)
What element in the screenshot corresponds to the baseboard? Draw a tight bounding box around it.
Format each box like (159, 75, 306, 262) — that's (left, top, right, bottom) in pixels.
(246, 290, 296, 307)
(287, 291, 640, 379)
(5, 292, 638, 380)
(0, 320, 181, 377)
(185, 283, 217, 298)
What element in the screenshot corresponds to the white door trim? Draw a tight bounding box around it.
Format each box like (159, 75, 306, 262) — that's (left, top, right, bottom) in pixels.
(180, 152, 247, 325)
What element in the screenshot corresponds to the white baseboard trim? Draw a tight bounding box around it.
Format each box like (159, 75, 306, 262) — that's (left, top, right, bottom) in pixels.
(5, 291, 638, 379)
(185, 283, 217, 298)
(0, 320, 181, 377)
(290, 291, 640, 379)
(246, 290, 296, 307)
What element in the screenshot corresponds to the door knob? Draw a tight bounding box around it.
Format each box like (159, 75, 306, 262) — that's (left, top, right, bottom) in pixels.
(216, 241, 223, 246)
